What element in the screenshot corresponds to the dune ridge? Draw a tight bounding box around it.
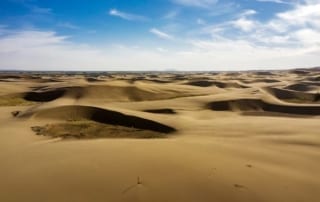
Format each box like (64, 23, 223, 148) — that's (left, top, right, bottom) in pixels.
(265, 87, 320, 103)
(207, 98, 320, 115)
(186, 80, 247, 88)
(33, 105, 176, 133)
(22, 84, 208, 102)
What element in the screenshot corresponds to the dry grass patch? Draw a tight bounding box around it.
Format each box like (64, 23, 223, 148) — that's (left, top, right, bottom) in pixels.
(31, 121, 169, 139)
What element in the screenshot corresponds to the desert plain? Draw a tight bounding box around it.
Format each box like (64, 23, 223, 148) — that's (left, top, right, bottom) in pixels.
(0, 68, 320, 202)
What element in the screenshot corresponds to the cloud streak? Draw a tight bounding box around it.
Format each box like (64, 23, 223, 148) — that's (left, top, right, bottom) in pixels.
(109, 9, 148, 21)
(29, 5, 52, 14)
(150, 28, 174, 40)
(256, 0, 296, 4)
(172, 0, 218, 8)
(57, 22, 79, 29)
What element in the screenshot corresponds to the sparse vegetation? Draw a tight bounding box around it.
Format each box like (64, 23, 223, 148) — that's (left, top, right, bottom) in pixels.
(31, 121, 168, 139)
(11, 111, 21, 117)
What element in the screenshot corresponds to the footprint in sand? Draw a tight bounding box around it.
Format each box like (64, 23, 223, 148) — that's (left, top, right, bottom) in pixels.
(122, 177, 144, 195)
(246, 164, 253, 168)
(234, 184, 247, 189)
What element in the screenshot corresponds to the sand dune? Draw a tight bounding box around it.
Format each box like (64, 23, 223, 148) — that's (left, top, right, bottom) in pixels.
(0, 69, 320, 202)
(307, 76, 320, 81)
(143, 108, 176, 114)
(85, 77, 105, 82)
(21, 84, 209, 102)
(207, 98, 320, 115)
(24, 89, 66, 102)
(32, 105, 175, 133)
(252, 71, 275, 76)
(284, 83, 319, 92)
(265, 87, 320, 103)
(242, 78, 281, 83)
(186, 80, 247, 88)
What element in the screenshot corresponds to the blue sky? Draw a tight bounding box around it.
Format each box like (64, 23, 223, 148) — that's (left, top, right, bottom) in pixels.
(0, 0, 319, 71)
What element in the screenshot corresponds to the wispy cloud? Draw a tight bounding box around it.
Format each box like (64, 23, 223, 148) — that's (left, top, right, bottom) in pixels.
(163, 10, 180, 19)
(207, 2, 240, 16)
(150, 28, 174, 40)
(109, 9, 148, 21)
(172, 0, 218, 8)
(57, 22, 79, 29)
(232, 18, 257, 32)
(230, 9, 258, 32)
(29, 5, 52, 14)
(197, 0, 320, 49)
(256, 0, 296, 4)
(240, 9, 257, 17)
(8, 0, 53, 14)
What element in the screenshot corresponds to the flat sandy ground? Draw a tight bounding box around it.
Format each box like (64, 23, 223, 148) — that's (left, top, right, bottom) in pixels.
(0, 69, 320, 202)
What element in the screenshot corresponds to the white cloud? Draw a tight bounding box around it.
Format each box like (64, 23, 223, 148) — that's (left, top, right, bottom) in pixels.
(256, 0, 295, 4)
(188, 38, 320, 68)
(277, 3, 320, 28)
(240, 9, 257, 17)
(0, 29, 178, 70)
(0, 31, 67, 53)
(232, 18, 257, 32)
(228, 9, 258, 32)
(180, 0, 320, 68)
(0, 29, 141, 70)
(150, 28, 174, 40)
(204, 0, 320, 46)
(293, 28, 320, 45)
(261, 1, 320, 45)
(109, 9, 148, 21)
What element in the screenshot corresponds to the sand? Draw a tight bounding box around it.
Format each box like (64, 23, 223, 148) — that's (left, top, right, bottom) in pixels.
(0, 69, 320, 202)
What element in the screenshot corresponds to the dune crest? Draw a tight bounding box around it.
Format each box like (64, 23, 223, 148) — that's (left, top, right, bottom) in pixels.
(207, 98, 320, 115)
(33, 105, 176, 134)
